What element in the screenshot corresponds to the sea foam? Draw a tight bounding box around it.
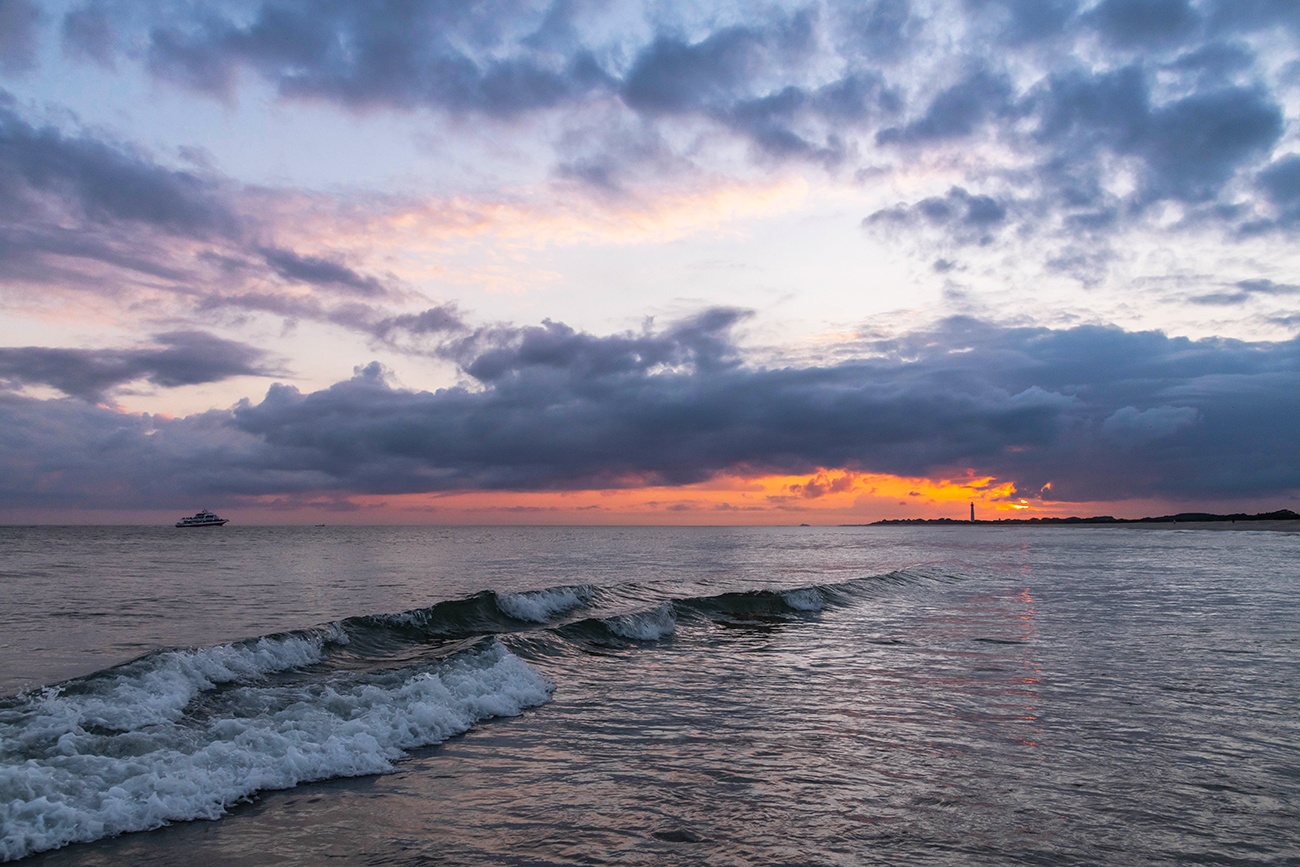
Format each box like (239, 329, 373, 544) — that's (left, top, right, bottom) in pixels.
(0, 640, 551, 861)
(605, 602, 677, 641)
(496, 585, 594, 623)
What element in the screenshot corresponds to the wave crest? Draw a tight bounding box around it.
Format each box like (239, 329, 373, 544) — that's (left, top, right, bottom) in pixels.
(0, 640, 550, 862)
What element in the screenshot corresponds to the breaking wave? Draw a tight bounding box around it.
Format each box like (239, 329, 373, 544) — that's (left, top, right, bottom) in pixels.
(0, 568, 935, 860)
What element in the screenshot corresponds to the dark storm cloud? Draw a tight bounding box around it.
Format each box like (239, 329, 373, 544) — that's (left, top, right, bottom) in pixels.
(2, 313, 1296, 508)
(0, 331, 276, 402)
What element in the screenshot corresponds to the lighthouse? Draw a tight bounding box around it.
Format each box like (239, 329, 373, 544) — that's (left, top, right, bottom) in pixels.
(970, 503, 975, 523)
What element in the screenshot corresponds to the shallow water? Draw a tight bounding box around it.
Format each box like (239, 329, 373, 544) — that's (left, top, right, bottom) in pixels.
(2, 525, 1298, 864)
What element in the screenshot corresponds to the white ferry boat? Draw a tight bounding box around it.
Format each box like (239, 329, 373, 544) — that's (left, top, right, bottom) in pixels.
(175, 510, 229, 528)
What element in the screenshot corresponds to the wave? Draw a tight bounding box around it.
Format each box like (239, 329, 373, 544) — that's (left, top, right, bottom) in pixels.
(495, 585, 594, 623)
(0, 568, 936, 860)
(0, 640, 550, 862)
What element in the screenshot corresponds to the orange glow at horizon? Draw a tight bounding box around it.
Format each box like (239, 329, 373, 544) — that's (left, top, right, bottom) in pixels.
(239, 468, 1077, 525)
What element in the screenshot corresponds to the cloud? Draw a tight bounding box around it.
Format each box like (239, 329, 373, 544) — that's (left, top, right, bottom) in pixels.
(0, 331, 278, 402)
(1207, 0, 1300, 35)
(876, 67, 1014, 144)
(0, 98, 414, 332)
(1085, 0, 1200, 49)
(833, 0, 923, 59)
(866, 186, 1009, 245)
(1248, 153, 1300, 231)
(375, 305, 467, 339)
(0, 0, 42, 74)
(1101, 404, 1199, 445)
(2, 313, 1297, 510)
(0, 100, 238, 238)
(144, 1, 611, 115)
(1189, 278, 1300, 306)
(258, 246, 388, 297)
(60, 1, 115, 67)
(1031, 67, 1283, 207)
(22, 0, 1291, 257)
(965, 0, 1080, 44)
(1137, 86, 1282, 203)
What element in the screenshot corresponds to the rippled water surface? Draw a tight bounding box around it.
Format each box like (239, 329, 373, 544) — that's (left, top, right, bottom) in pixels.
(2, 525, 1298, 865)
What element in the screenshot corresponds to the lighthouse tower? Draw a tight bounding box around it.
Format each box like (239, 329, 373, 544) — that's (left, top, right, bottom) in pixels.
(970, 503, 975, 523)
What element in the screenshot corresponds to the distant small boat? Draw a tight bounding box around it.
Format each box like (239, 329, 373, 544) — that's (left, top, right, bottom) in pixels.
(175, 510, 229, 528)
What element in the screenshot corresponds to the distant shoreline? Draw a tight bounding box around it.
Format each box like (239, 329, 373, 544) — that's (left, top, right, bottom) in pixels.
(858, 509, 1300, 530)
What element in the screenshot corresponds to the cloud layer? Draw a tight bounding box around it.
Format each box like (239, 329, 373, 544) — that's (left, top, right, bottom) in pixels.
(1, 1, 1298, 518)
(2, 312, 1295, 510)
(3, 0, 1297, 308)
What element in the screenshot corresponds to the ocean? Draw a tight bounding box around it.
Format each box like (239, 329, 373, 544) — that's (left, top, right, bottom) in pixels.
(1, 524, 1297, 865)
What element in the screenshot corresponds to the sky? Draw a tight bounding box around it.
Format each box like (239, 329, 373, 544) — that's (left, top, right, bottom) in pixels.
(0, 0, 1298, 525)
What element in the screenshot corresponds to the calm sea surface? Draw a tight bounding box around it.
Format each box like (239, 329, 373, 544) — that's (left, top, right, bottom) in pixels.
(1, 525, 1298, 865)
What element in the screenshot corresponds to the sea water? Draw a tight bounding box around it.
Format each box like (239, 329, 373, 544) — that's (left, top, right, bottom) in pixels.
(1, 525, 1297, 865)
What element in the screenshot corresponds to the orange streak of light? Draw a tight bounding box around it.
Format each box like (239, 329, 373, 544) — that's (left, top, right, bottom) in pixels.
(239, 468, 1067, 525)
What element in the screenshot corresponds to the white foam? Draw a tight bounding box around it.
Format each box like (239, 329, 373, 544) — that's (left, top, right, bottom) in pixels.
(496, 585, 593, 623)
(0, 641, 551, 861)
(782, 589, 825, 611)
(8, 625, 346, 744)
(606, 602, 677, 641)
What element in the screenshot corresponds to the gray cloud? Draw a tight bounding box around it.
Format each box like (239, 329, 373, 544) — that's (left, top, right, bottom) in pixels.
(1, 313, 1296, 509)
(0, 331, 277, 402)
(0, 101, 237, 238)
(1250, 153, 1300, 230)
(374, 305, 468, 339)
(1085, 0, 1200, 49)
(0, 98, 405, 331)
(259, 246, 387, 297)
(964, 0, 1080, 44)
(145, 1, 611, 116)
(867, 186, 1009, 245)
(60, 1, 115, 67)
(0, 0, 42, 74)
(876, 68, 1015, 145)
(1031, 67, 1283, 206)
(833, 0, 922, 59)
(1207, 0, 1300, 35)
(28, 0, 1290, 253)
(1189, 278, 1300, 306)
